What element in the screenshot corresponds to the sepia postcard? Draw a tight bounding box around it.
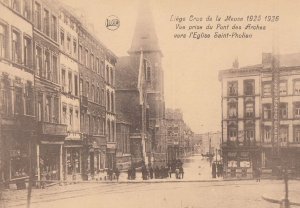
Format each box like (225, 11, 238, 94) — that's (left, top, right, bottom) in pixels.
(0, 0, 299, 207)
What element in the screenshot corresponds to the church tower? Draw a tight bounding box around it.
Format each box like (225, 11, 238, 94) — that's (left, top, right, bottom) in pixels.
(129, 0, 166, 158)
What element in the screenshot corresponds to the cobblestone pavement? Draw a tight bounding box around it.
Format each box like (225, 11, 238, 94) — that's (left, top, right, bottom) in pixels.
(2, 180, 300, 208)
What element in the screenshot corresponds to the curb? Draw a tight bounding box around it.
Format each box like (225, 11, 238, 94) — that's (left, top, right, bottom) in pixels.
(262, 195, 300, 207)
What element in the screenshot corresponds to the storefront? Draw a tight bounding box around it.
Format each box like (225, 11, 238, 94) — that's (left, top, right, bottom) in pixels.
(39, 143, 62, 181)
(65, 147, 82, 181)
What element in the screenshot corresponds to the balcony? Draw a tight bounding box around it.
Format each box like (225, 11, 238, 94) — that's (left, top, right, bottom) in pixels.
(15, 114, 36, 131)
(38, 122, 67, 136)
(80, 95, 88, 108)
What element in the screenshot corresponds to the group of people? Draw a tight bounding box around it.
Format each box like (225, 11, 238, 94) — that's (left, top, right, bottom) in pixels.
(128, 159, 185, 180)
(106, 167, 120, 181)
(212, 162, 223, 178)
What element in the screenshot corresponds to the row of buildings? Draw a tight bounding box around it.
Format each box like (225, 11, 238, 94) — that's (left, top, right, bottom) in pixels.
(219, 53, 300, 178)
(0, 0, 194, 186)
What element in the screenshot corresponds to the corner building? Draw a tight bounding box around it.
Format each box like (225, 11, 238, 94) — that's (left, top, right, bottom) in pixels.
(219, 53, 300, 179)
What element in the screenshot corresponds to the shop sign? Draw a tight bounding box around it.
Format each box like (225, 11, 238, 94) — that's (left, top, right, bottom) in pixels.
(228, 152, 237, 158)
(240, 161, 250, 168)
(228, 160, 237, 168)
(240, 152, 249, 159)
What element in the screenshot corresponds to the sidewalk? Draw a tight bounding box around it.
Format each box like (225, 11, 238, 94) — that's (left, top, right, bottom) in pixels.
(262, 191, 300, 206)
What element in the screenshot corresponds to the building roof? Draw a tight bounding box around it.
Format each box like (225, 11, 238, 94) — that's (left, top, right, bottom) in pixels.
(128, 0, 161, 54)
(115, 56, 140, 89)
(219, 53, 300, 80)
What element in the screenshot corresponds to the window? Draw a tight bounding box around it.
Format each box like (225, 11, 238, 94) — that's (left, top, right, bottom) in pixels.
(263, 104, 271, 120)
(12, 0, 21, 13)
(91, 85, 95, 101)
(23, 0, 31, 20)
(12, 30, 21, 63)
(0, 24, 7, 58)
(73, 39, 77, 57)
(245, 129, 255, 142)
(67, 35, 71, 53)
(107, 90, 110, 111)
(146, 66, 151, 82)
(228, 128, 237, 141)
(79, 45, 82, 63)
(61, 69, 66, 91)
(111, 121, 115, 141)
(107, 120, 111, 141)
(25, 81, 34, 116)
(79, 78, 83, 96)
(23, 37, 32, 67)
(52, 55, 58, 83)
(111, 92, 114, 112)
(85, 49, 89, 67)
(53, 97, 59, 123)
(244, 80, 254, 95)
(280, 103, 288, 119)
(2, 76, 12, 116)
(263, 82, 271, 96)
(69, 108, 73, 127)
(37, 93, 43, 121)
(96, 87, 100, 104)
(228, 81, 238, 96)
(280, 81, 287, 95)
(91, 54, 94, 71)
(74, 75, 78, 96)
(228, 103, 237, 118)
(279, 126, 288, 142)
(245, 102, 254, 117)
(44, 50, 51, 80)
(96, 58, 100, 74)
(106, 66, 109, 83)
(101, 60, 104, 77)
(294, 80, 300, 95)
(86, 81, 89, 98)
(35, 46, 42, 76)
(101, 89, 105, 106)
(293, 126, 300, 143)
(264, 127, 271, 143)
(43, 9, 50, 36)
(34, 2, 41, 30)
(45, 96, 51, 122)
(60, 30, 65, 48)
(68, 72, 72, 93)
(14, 86, 23, 115)
(62, 105, 67, 124)
(110, 68, 114, 85)
(294, 102, 300, 118)
(51, 15, 57, 41)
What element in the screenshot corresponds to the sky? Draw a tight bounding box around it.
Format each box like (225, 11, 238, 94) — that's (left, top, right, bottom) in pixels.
(62, 0, 300, 133)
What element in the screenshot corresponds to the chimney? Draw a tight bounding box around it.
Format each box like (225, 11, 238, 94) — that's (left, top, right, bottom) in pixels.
(262, 53, 272, 68)
(232, 57, 239, 69)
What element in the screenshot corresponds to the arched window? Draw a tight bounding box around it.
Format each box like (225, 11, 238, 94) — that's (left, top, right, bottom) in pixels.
(91, 85, 95, 102)
(111, 92, 114, 113)
(0, 24, 6, 58)
(106, 90, 110, 111)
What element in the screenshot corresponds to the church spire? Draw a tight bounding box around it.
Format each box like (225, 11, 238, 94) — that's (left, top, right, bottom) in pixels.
(128, 0, 161, 54)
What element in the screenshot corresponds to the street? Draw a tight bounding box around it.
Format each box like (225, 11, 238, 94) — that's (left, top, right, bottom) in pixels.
(2, 155, 299, 208)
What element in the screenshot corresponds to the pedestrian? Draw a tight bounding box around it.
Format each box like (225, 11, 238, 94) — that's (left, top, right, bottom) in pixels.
(168, 166, 172, 178)
(179, 166, 184, 179)
(256, 167, 261, 182)
(175, 167, 180, 179)
(132, 166, 136, 180)
(149, 166, 153, 179)
(127, 167, 132, 180)
(212, 162, 216, 178)
(160, 166, 164, 179)
(141, 165, 147, 180)
(154, 166, 159, 179)
(115, 167, 120, 181)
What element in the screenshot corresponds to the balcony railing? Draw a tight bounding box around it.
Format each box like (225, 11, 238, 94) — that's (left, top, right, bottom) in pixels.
(38, 122, 67, 136)
(107, 142, 117, 149)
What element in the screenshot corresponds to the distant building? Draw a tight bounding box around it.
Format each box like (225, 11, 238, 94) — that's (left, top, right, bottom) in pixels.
(193, 131, 221, 155)
(165, 108, 194, 163)
(219, 52, 300, 179)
